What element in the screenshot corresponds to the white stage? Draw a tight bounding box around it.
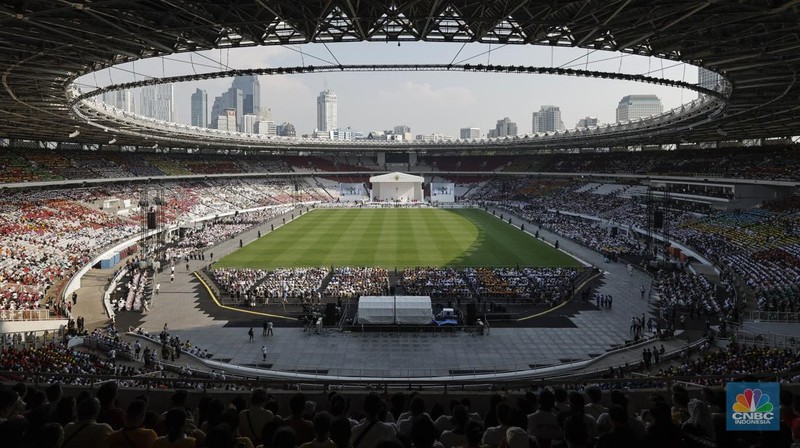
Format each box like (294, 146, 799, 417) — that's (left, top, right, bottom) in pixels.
(369, 172, 424, 202)
(356, 295, 433, 325)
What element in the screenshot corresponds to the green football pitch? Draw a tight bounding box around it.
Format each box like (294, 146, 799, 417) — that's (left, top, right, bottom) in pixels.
(215, 208, 580, 269)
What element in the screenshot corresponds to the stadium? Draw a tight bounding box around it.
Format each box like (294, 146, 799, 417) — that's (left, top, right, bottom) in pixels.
(1, 1, 800, 447)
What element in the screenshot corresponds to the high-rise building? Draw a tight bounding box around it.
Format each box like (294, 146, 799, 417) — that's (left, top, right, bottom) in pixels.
(317, 89, 337, 132)
(531, 105, 565, 133)
(488, 117, 517, 138)
(231, 75, 261, 116)
(616, 95, 663, 122)
(216, 108, 237, 132)
(139, 84, 173, 122)
(190, 88, 207, 128)
(256, 120, 276, 135)
(460, 127, 480, 139)
(102, 89, 136, 113)
(243, 114, 258, 134)
(698, 67, 721, 92)
(276, 122, 296, 137)
(210, 87, 243, 131)
(576, 116, 599, 129)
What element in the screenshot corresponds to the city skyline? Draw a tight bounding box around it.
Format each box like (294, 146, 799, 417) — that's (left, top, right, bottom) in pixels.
(80, 42, 700, 137)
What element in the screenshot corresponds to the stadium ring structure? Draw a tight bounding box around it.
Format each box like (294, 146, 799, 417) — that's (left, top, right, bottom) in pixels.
(1, 0, 800, 151)
(1, 1, 800, 383)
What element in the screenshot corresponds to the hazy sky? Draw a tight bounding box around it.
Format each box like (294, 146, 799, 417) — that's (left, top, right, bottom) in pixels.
(77, 42, 699, 136)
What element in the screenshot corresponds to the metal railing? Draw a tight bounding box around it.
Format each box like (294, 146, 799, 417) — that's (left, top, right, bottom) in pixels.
(735, 329, 800, 349)
(744, 310, 800, 323)
(0, 309, 60, 321)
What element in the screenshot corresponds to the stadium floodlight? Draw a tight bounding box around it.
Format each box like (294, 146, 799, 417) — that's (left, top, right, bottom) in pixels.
(68, 129, 80, 138)
(152, 143, 158, 149)
(108, 137, 117, 144)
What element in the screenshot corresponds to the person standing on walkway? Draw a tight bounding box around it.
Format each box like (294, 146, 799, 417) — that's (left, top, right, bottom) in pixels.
(155, 283, 160, 295)
(170, 273, 174, 283)
(262, 345, 267, 361)
(134, 341, 141, 359)
(262, 320, 268, 336)
(640, 285, 646, 299)
(267, 321, 273, 336)
(248, 327, 254, 342)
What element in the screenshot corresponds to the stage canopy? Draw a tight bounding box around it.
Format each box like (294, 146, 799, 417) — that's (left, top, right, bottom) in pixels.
(369, 172, 424, 202)
(356, 296, 433, 325)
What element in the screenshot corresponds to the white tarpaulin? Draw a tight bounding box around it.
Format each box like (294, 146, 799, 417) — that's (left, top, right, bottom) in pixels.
(356, 296, 433, 325)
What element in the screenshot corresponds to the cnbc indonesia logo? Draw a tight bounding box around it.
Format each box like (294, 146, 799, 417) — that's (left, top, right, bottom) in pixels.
(728, 384, 778, 430)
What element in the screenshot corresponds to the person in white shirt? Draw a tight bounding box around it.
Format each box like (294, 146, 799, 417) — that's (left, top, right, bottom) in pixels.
(439, 406, 469, 448)
(397, 396, 428, 436)
(584, 387, 608, 421)
(482, 402, 512, 448)
(350, 393, 396, 448)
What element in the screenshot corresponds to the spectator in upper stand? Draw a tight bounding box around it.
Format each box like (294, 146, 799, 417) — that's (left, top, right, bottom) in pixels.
(440, 406, 469, 448)
(107, 399, 158, 448)
(350, 393, 396, 448)
(300, 412, 336, 448)
(96, 381, 126, 430)
(409, 416, 438, 448)
(388, 393, 406, 424)
(527, 389, 561, 446)
(595, 405, 641, 448)
(62, 398, 113, 448)
(553, 389, 570, 414)
(583, 387, 606, 421)
(670, 386, 691, 426)
(482, 403, 512, 448)
(329, 416, 352, 448)
(681, 399, 715, 441)
(153, 408, 195, 448)
(642, 402, 682, 448)
(461, 420, 487, 448)
(596, 390, 645, 440)
(397, 396, 427, 436)
(239, 389, 274, 446)
(284, 393, 314, 445)
(557, 392, 597, 440)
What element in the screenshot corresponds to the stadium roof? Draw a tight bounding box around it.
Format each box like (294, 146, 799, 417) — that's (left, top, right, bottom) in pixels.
(1, 0, 800, 150)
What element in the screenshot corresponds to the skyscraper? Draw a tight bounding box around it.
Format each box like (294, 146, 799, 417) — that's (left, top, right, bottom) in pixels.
(190, 88, 207, 128)
(460, 127, 480, 139)
(616, 95, 663, 122)
(317, 89, 337, 132)
(488, 117, 517, 138)
(216, 108, 237, 132)
(531, 105, 565, 133)
(210, 87, 243, 131)
(231, 75, 261, 116)
(102, 89, 136, 113)
(139, 84, 173, 121)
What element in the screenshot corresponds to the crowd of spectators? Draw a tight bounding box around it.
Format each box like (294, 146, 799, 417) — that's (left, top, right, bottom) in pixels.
(255, 268, 330, 302)
(212, 269, 269, 301)
(463, 268, 579, 303)
(652, 269, 722, 316)
(653, 344, 800, 386)
(323, 268, 389, 299)
(401, 268, 471, 298)
(5, 370, 798, 448)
